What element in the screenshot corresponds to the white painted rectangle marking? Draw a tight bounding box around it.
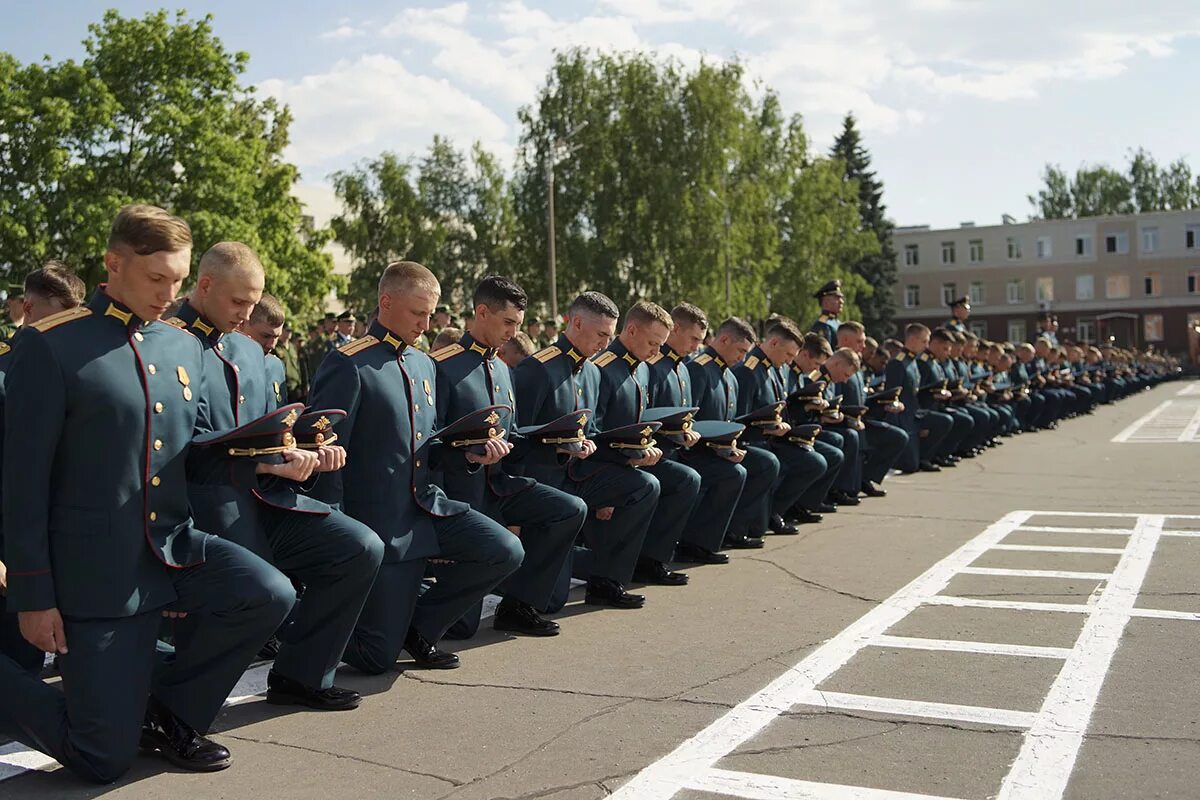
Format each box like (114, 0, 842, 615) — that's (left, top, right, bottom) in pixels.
(1017, 526, 1132, 535)
(991, 544, 1127, 555)
(1129, 607, 1200, 621)
(872, 635, 1073, 660)
(1161, 530, 1200, 538)
(925, 596, 1094, 614)
(793, 690, 1036, 729)
(959, 567, 1111, 581)
(1111, 400, 1173, 442)
(685, 768, 968, 800)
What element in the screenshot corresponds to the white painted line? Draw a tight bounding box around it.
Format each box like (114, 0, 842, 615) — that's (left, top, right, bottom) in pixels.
(1179, 404, 1200, 442)
(684, 768, 967, 800)
(1026, 511, 1200, 519)
(1176, 382, 1200, 397)
(1161, 530, 1200, 538)
(1129, 608, 1200, 621)
(872, 635, 1073, 660)
(1112, 400, 1173, 442)
(991, 544, 1126, 555)
(959, 567, 1111, 581)
(998, 515, 1165, 800)
(1017, 526, 1132, 535)
(794, 690, 1036, 729)
(924, 596, 1094, 614)
(608, 510, 1037, 799)
(0, 744, 57, 782)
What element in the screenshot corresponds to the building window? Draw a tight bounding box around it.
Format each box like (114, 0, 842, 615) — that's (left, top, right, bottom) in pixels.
(1077, 319, 1095, 344)
(1144, 272, 1161, 297)
(941, 282, 957, 306)
(969, 240, 983, 263)
(1075, 274, 1094, 300)
(941, 241, 956, 265)
(1104, 232, 1129, 254)
(969, 281, 985, 305)
(904, 285, 920, 308)
(1006, 279, 1025, 304)
(1035, 277, 1054, 303)
(1186, 225, 1200, 249)
(1188, 271, 1200, 294)
(1007, 237, 1022, 260)
(1144, 314, 1164, 342)
(1141, 226, 1159, 253)
(904, 244, 919, 266)
(1075, 234, 1094, 256)
(1008, 320, 1026, 343)
(1105, 274, 1130, 299)
(969, 321, 988, 338)
(1036, 236, 1052, 259)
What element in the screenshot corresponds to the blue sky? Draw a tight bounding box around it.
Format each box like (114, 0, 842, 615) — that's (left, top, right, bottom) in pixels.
(4, 1, 1199, 230)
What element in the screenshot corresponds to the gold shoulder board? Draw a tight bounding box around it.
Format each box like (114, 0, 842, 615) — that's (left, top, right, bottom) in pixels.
(693, 353, 712, 366)
(646, 352, 663, 365)
(808, 369, 821, 380)
(592, 351, 617, 368)
(430, 343, 465, 362)
(744, 355, 760, 370)
(162, 317, 188, 330)
(533, 345, 561, 363)
(0, 341, 9, 356)
(30, 307, 92, 332)
(897, 352, 907, 361)
(339, 335, 379, 355)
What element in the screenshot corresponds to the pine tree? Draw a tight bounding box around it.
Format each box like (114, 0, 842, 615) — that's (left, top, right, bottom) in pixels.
(831, 113, 897, 335)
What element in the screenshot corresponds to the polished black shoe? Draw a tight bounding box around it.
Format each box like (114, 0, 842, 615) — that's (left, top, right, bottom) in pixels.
(674, 543, 730, 564)
(140, 697, 232, 772)
(769, 513, 800, 535)
(634, 558, 690, 586)
(493, 599, 561, 636)
(724, 533, 766, 549)
(584, 577, 646, 608)
(265, 670, 362, 711)
(795, 508, 824, 524)
(817, 502, 838, 513)
(861, 482, 887, 498)
(918, 461, 942, 472)
(404, 628, 460, 669)
(830, 490, 861, 506)
(256, 635, 281, 661)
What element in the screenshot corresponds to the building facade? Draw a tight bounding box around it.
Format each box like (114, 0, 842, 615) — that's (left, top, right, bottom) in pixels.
(891, 210, 1200, 355)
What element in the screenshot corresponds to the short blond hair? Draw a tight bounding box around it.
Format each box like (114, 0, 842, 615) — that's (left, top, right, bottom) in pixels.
(829, 347, 861, 369)
(624, 300, 672, 330)
(379, 260, 440, 299)
(505, 331, 535, 356)
(108, 204, 192, 255)
(250, 292, 286, 327)
(199, 241, 264, 279)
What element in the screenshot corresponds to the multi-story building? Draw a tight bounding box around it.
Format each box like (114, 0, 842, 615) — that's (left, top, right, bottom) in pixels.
(890, 210, 1200, 355)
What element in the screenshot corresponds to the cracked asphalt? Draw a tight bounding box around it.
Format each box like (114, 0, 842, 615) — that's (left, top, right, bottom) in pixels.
(5, 382, 1200, 799)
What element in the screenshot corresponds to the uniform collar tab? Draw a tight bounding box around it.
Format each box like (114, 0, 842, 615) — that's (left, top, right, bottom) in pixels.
(369, 320, 407, 353)
(558, 334, 586, 372)
(89, 286, 145, 331)
(463, 334, 495, 360)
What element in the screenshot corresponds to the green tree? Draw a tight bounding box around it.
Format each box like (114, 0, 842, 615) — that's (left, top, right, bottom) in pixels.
(1027, 165, 1074, 220)
(0, 10, 335, 315)
(1029, 150, 1199, 219)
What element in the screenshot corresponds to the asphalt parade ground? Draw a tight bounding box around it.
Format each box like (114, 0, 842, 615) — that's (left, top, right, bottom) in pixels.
(2, 380, 1198, 799)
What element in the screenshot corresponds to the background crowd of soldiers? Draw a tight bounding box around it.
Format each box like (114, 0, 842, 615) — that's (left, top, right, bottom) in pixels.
(0, 204, 1180, 787)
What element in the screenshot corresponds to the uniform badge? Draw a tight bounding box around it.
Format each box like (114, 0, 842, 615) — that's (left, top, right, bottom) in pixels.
(422, 379, 432, 397)
(485, 411, 500, 425)
(177, 365, 192, 401)
(283, 408, 300, 427)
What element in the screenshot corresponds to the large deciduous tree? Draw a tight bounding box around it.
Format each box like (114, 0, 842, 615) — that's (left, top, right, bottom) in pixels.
(1028, 149, 1199, 220)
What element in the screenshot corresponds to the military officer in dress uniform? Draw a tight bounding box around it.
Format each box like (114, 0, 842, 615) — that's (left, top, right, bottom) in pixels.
(834, 321, 908, 496)
(169, 243, 384, 710)
(305, 261, 523, 674)
(0, 205, 297, 781)
(241, 292, 290, 407)
(884, 323, 954, 473)
(810, 279, 844, 348)
(786, 333, 856, 508)
(0, 281, 26, 340)
(945, 295, 970, 334)
(430, 276, 585, 638)
(732, 318, 831, 528)
(511, 292, 659, 610)
(646, 303, 746, 564)
(686, 317, 781, 549)
(916, 328, 975, 465)
(0, 263, 86, 675)
(592, 301, 701, 585)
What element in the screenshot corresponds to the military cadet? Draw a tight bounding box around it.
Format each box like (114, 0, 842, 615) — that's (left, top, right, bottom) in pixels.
(169, 243, 384, 710)
(592, 301, 701, 585)
(835, 322, 908, 496)
(0, 205, 297, 781)
(431, 326, 464, 351)
(647, 303, 746, 564)
(945, 295, 970, 333)
(1, 281, 26, 340)
(500, 330, 536, 369)
(242, 292, 289, 408)
(543, 317, 560, 345)
(0, 263, 86, 676)
(511, 291, 659, 609)
(686, 317, 780, 548)
(1019, 341, 1061, 428)
(786, 333, 856, 508)
(524, 318, 543, 349)
(939, 330, 994, 456)
(330, 310, 355, 350)
(884, 323, 954, 473)
(809, 279, 844, 347)
(306, 261, 523, 673)
(916, 328, 975, 465)
(733, 317, 830, 528)
(430, 276, 585, 637)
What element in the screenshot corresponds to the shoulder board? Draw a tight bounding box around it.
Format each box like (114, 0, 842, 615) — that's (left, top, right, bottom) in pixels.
(30, 307, 92, 332)
(818, 314, 828, 323)
(338, 335, 379, 356)
(646, 352, 663, 365)
(744, 355, 760, 371)
(693, 353, 713, 366)
(808, 369, 821, 381)
(897, 352, 907, 361)
(533, 345, 561, 363)
(163, 317, 187, 329)
(919, 353, 930, 361)
(592, 351, 618, 368)
(0, 341, 9, 356)
(430, 343, 464, 362)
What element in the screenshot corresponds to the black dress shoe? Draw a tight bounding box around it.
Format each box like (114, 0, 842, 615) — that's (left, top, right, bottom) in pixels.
(584, 577, 646, 608)
(769, 513, 800, 535)
(724, 533, 766, 549)
(493, 599, 561, 636)
(830, 490, 861, 506)
(404, 628, 460, 669)
(817, 502, 838, 513)
(634, 558, 689, 586)
(265, 670, 362, 711)
(918, 461, 941, 472)
(257, 635, 281, 661)
(795, 508, 824, 524)
(861, 482, 886, 498)
(140, 697, 232, 772)
(674, 543, 730, 564)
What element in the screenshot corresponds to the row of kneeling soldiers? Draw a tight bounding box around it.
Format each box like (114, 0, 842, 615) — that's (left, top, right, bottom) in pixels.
(0, 205, 1180, 784)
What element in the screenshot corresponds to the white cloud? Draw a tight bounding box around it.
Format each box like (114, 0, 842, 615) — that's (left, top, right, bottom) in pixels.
(320, 24, 363, 41)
